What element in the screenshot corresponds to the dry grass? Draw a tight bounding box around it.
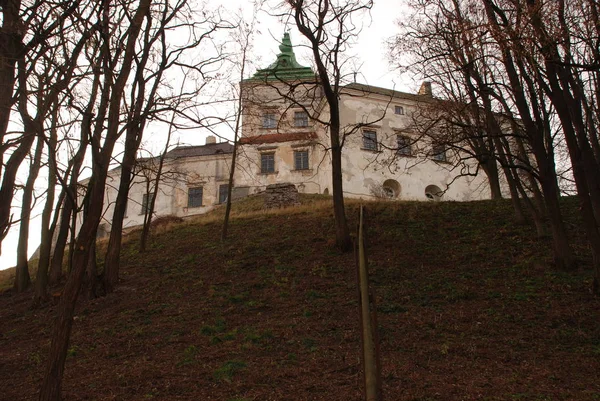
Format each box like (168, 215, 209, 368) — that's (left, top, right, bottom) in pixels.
(0, 267, 14, 292)
(1, 196, 600, 401)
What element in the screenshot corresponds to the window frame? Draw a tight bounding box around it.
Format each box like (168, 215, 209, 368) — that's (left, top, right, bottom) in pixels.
(294, 111, 309, 127)
(141, 192, 155, 215)
(362, 130, 378, 151)
(294, 149, 310, 170)
(395, 105, 405, 115)
(396, 135, 412, 156)
(431, 143, 447, 162)
(187, 186, 203, 208)
(260, 152, 276, 174)
(262, 112, 277, 129)
(218, 184, 229, 204)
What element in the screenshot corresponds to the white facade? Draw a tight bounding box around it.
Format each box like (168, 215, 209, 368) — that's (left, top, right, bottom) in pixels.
(96, 35, 493, 234)
(234, 80, 490, 203)
(97, 140, 234, 234)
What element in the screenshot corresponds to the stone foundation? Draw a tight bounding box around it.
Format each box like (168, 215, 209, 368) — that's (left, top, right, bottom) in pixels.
(264, 183, 300, 209)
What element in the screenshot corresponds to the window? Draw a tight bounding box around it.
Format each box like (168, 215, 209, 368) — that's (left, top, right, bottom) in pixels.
(141, 192, 154, 214)
(425, 185, 443, 201)
(262, 112, 277, 129)
(395, 105, 404, 115)
(362, 130, 378, 151)
(294, 111, 308, 127)
(382, 179, 401, 199)
(431, 143, 447, 162)
(219, 184, 229, 204)
(396, 135, 412, 156)
(261, 153, 275, 173)
(294, 150, 309, 170)
(187, 187, 203, 208)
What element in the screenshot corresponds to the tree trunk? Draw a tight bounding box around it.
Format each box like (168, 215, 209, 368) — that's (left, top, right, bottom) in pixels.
(39, 0, 150, 397)
(492, 137, 527, 224)
(0, 0, 24, 188)
(222, 138, 238, 241)
(139, 181, 153, 252)
(38, 192, 102, 401)
(49, 202, 73, 285)
(537, 156, 576, 270)
(34, 139, 60, 304)
(33, 191, 62, 306)
(14, 136, 44, 292)
(330, 138, 351, 251)
(481, 157, 503, 200)
(0, 132, 36, 251)
(82, 240, 98, 299)
(103, 132, 137, 293)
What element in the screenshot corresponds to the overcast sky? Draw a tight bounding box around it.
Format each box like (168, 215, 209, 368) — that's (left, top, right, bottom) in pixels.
(0, 0, 408, 270)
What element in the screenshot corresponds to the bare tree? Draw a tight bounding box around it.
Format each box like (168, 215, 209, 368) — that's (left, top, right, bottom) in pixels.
(38, 1, 152, 398)
(394, 0, 600, 290)
(481, 0, 600, 281)
(268, 0, 375, 251)
(103, 1, 228, 292)
(222, 14, 256, 241)
(393, 0, 577, 271)
(13, 136, 43, 292)
(0, 0, 78, 253)
(138, 120, 180, 252)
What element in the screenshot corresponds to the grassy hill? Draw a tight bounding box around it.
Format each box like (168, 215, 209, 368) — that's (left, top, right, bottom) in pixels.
(1, 196, 599, 400)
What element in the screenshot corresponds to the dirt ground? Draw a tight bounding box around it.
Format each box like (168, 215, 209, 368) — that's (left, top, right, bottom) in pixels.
(1, 198, 599, 400)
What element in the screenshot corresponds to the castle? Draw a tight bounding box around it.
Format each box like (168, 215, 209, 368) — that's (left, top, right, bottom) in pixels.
(100, 33, 490, 231)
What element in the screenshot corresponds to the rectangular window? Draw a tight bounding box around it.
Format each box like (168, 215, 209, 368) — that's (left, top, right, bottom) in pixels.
(261, 153, 275, 173)
(187, 187, 203, 208)
(219, 184, 228, 204)
(362, 130, 378, 151)
(397, 135, 412, 156)
(141, 192, 154, 214)
(262, 113, 277, 129)
(294, 111, 308, 127)
(432, 143, 447, 162)
(395, 105, 404, 115)
(294, 150, 309, 170)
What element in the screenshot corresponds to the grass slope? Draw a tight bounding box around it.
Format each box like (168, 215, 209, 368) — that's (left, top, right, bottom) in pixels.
(1, 196, 599, 401)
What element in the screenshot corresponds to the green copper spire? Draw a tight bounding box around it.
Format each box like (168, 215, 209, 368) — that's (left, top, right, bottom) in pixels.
(247, 32, 315, 81)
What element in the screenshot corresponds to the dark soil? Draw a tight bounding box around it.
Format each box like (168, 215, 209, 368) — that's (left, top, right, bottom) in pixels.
(1, 197, 599, 400)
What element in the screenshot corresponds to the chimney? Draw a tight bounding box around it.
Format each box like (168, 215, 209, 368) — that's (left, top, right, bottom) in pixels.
(418, 81, 432, 96)
(205, 135, 216, 145)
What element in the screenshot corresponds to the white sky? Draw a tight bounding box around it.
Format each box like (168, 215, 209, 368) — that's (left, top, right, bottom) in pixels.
(0, 0, 411, 270)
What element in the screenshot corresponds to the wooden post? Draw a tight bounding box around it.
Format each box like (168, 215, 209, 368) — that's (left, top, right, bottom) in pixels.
(357, 205, 382, 401)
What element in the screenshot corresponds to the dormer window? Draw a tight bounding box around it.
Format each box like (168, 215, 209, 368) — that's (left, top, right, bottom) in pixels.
(263, 113, 277, 129)
(395, 105, 404, 115)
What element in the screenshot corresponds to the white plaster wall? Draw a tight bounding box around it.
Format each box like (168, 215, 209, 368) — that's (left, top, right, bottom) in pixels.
(236, 83, 492, 201)
(235, 139, 331, 195)
(98, 153, 232, 233)
(235, 81, 332, 194)
(337, 90, 491, 201)
(90, 83, 497, 240)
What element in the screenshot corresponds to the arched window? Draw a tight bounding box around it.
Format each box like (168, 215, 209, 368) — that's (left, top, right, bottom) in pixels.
(425, 185, 443, 201)
(382, 179, 401, 199)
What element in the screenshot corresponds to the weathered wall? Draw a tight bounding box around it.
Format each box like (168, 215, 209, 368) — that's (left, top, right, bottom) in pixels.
(98, 152, 232, 233)
(89, 82, 497, 238)
(235, 81, 332, 195)
(337, 89, 490, 201)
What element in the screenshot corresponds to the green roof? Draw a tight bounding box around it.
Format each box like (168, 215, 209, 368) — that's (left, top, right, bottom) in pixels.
(247, 33, 315, 82)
